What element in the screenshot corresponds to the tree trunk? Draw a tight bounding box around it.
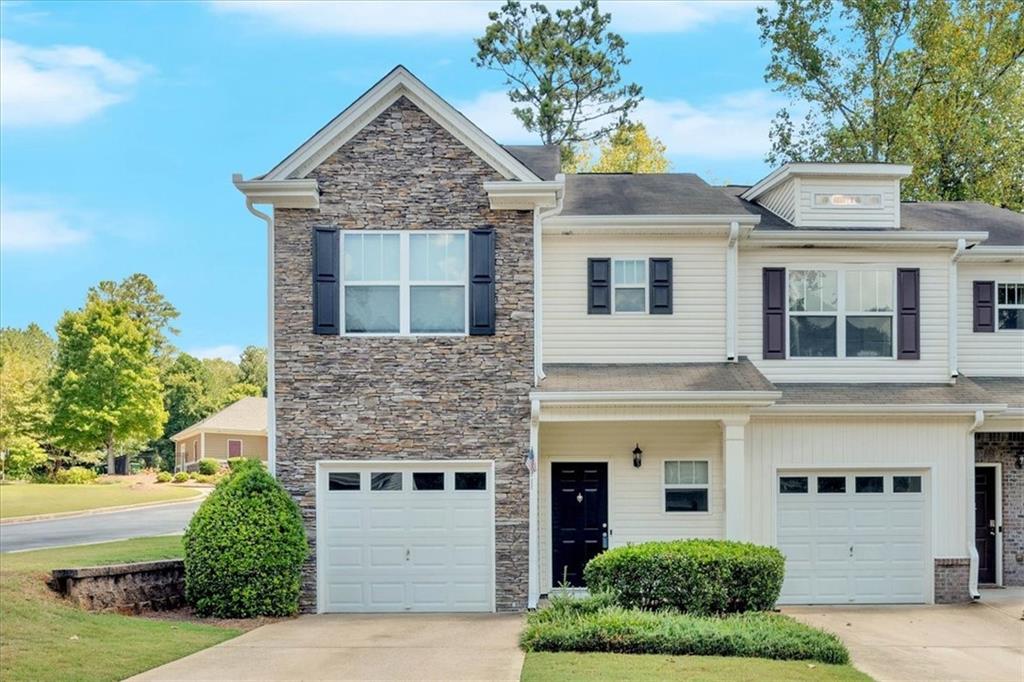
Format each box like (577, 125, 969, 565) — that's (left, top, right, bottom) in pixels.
(106, 439, 116, 476)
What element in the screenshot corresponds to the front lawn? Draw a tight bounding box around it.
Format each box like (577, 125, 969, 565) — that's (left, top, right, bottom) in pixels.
(0, 478, 200, 519)
(522, 652, 871, 681)
(0, 536, 241, 682)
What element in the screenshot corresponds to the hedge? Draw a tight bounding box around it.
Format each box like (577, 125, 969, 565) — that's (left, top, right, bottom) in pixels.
(53, 467, 97, 485)
(183, 461, 308, 617)
(583, 539, 784, 614)
(197, 458, 220, 476)
(521, 593, 848, 665)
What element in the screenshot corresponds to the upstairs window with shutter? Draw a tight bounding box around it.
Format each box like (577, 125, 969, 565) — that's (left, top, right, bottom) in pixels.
(997, 282, 1024, 331)
(588, 257, 673, 315)
(612, 259, 647, 313)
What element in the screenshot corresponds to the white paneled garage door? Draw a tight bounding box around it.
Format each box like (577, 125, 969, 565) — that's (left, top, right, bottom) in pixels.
(777, 470, 930, 604)
(317, 461, 494, 613)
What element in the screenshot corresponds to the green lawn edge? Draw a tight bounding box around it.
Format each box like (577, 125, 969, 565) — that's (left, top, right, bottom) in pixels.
(0, 482, 201, 520)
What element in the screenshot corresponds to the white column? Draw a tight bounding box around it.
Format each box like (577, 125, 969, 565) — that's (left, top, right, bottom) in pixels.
(722, 417, 749, 541)
(528, 400, 540, 609)
(200, 432, 206, 460)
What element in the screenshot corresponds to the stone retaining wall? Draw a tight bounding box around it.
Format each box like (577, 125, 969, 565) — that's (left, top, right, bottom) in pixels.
(50, 560, 185, 613)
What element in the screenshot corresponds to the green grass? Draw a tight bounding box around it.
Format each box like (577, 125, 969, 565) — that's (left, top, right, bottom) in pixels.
(0, 536, 241, 682)
(0, 481, 200, 519)
(521, 652, 872, 681)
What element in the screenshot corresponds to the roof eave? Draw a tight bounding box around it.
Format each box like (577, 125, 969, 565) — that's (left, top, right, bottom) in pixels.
(232, 175, 319, 209)
(747, 229, 988, 248)
(960, 245, 1024, 262)
(484, 180, 564, 210)
(530, 390, 782, 405)
(742, 163, 914, 202)
(753, 403, 1007, 416)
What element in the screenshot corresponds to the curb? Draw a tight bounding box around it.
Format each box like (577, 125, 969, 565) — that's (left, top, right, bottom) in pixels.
(0, 490, 208, 526)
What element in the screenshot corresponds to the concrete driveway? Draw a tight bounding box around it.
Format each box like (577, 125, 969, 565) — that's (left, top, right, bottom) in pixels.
(785, 588, 1024, 682)
(129, 613, 525, 681)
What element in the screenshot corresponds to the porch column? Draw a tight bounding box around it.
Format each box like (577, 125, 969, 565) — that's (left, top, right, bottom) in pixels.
(528, 400, 540, 609)
(721, 417, 749, 541)
(200, 432, 206, 460)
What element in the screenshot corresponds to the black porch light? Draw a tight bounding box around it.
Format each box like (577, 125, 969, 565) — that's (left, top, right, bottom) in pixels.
(632, 443, 643, 469)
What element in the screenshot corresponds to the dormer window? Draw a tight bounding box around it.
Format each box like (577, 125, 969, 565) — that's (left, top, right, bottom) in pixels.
(813, 193, 882, 208)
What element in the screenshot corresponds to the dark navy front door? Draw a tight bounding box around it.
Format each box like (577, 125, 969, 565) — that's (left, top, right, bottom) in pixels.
(551, 462, 608, 587)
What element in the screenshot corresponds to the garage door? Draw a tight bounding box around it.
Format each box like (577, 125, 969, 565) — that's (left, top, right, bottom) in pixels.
(317, 462, 494, 613)
(777, 471, 929, 604)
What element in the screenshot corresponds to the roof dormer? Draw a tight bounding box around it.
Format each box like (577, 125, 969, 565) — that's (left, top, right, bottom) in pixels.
(741, 163, 913, 229)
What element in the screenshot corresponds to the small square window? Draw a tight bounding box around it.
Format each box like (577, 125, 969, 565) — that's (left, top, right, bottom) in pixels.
(665, 489, 708, 512)
(893, 475, 922, 493)
(413, 472, 444, 491)
(779, 476, 808, 494)
(328, 472, 360, 491)
(817, 476, 846, 493)
(855, 476, 884, 493)
(370, 472, 402, 491)
(455, 472, 486, 491)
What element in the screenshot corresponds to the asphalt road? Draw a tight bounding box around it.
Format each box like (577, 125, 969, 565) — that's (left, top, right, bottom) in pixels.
(0, 496, 205, 553)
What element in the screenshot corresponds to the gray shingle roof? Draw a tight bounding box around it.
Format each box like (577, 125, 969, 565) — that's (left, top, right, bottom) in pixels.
(775, 377, 997, 406)
(502, 145, 560, 181)
(561, 174, 757, 216)
(537, 358, 777, 393)
(900, 202, 1024, 247)
(967, 377, 1024, 409)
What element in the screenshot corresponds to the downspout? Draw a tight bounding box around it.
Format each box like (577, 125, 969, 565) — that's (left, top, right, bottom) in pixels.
(527, 399, 540, 609)
(967, 408, 984, 600)
(534, 174, 565, 384)
(948, 238, 966, 382)
(726, 221, 740, 361)
(244, 197, 276, 478)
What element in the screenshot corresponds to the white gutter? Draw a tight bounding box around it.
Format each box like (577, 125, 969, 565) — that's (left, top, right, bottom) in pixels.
(949, 238, 967, 380)
(754, 403, 1006, 416)
(726, 221, 739, 361)
(484, 180, 562, 210)
(533, 175, 565, 383)
(748, 230, 988, 247)
(531, 390, 782, 405)
(543, 214, 761, 228)
(960, 245, 1024, 262)
(968, 409, 985, 600)
(233, 175, 319, 209)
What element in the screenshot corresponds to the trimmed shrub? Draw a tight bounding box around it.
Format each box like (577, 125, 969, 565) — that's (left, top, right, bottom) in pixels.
(584, 539, 784, 615)
(53, 466, 98, 485)
(188, 472, 199, 480)
(172, 472, 189, 483)
(520, 594, 849, 664)
(184, 462, 308, 617)
(197, 458, 220, 476)
(227, 457, 262, 473)
(156, 471, 173, 483)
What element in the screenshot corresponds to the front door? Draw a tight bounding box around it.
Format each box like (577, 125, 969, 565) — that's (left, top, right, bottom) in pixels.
(551, 462, 608, 587)
(975, 467, 997, 584)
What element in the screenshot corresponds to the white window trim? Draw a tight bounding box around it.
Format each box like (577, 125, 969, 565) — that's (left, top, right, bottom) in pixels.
(611, 257, 648, 315)
(812, 193, 884, 209)
(227, 438, 243, 457)
(340, 230, 469, 337)
(662, 458, 711, 515)
(786, 266, 897, 360)
(996, 281, 1024, 332)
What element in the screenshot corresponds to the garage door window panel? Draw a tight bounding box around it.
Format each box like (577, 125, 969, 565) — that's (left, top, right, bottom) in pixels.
(664, 460, 710, 512)
(893, 475, 922, 493)
(817, 476, 846, 493)
(413, 472, 445, 491)
(455, 472, 487, 491)
(780, 476, 809, 493)
(855, 476, 884, 493)
(328, 472, 361, 491)
(371, 472, 403, 491)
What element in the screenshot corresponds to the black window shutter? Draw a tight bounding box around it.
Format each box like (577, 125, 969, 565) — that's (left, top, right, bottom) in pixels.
(762, 267, 786, 359)
(588, 258, 611, 314)
(469, 227, 496, 335)
(649, 258, 673, 314)
(973, 280, 996, 333)
(896, 268, 920, 359)
(313, 228, 339, 335)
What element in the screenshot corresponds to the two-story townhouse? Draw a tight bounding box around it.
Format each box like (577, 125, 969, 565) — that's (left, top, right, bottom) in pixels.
(235, 66, 1023, 614)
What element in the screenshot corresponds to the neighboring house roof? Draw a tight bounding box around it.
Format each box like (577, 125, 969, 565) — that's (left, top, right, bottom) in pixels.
(560, 174, 756, 216)
(536, 358, 778, 394)
(967, 377, 1024, 409)
(774, 377, 999, 407)
(170, 396, 268, 442)
(503, 145, 561, 181)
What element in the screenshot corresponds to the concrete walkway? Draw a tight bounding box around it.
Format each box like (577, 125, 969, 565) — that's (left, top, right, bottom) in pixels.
(129, 613, 525, 681)
(786, 588, 1024, 682)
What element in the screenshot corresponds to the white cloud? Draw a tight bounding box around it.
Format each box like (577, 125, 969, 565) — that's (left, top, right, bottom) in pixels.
(189, 345, 243, 363)
(0, 192, 89, 252)
(208, 1, 759, 36)
(456, 90, 534, 144)
(0, 39, 144, 127)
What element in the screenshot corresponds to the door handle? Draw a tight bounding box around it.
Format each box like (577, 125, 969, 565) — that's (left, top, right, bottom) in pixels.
(601, 532, 608, 549)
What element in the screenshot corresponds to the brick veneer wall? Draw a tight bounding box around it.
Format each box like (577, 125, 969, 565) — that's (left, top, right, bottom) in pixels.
(975, 431, 1024, 586)
(934, 558, 971, 603)
(273, 97, 534, 612)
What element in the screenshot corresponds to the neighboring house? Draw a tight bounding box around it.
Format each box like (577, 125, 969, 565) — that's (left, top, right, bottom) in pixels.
(171, 397, 268, 472)
(234, 66, 1023, 615)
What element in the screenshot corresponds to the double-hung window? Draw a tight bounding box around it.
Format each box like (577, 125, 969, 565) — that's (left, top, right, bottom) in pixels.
(612, 259, 647, 313)
(664, 460, 710, 513)
(997, 283, 1024, 330)
(787, 268, 895, 358)
(342, 231, 467, 335)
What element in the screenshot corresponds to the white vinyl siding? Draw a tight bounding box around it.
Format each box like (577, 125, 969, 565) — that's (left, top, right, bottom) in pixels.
(543, 234, 726, 363)
(758, 180, 797, 224)
(796, 178, 900, 228)
(739, 248, 949, 382)
(538, 420, 723, 594)
(958, 262, 1024, 377)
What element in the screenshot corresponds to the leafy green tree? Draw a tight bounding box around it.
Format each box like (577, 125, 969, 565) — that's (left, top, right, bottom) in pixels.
(202, 358, 243, 410)
(96, 273, 180, 360)
(238, 346, 268, 396)
(223, 382, 262, 406)
(50, 291, 167, 474)
(474, 0, 643, 169)
(574, 122, 671, 173)
(152, 353, 215, 470)
(0, 324, 55, 445)
(758, 0, 1024, 208)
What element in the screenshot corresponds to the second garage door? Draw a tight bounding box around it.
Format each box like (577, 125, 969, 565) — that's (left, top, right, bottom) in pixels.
(777, 470, 930, 605)
(317, 462, 494, 613)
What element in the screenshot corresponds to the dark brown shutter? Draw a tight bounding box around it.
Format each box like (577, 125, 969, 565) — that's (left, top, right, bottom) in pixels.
(896, 268, 920, 359)
(468, 227, 496, 335)
(648, 258, 673, 314)
(313, 228, 339, 335)
(588, 258, 611, 314)
(762, 267, 786, 359)
(973, 280, 996, 332)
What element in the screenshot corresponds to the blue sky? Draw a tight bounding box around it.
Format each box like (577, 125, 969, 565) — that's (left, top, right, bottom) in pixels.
(1, 1, 777, 359)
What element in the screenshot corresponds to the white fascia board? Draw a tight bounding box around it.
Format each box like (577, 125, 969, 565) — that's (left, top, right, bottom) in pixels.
(233, 177, 319, 209)
(742, 163, 914, 201)
(542, 214, 761, 232)
(960, 245, 1024, 262)
(261, 66, 539, 183)
(747, 230, 989, 248)
(170, 427, 268, 442)
(530, 390, 782, 405)
(753, 403, 1007, 416)
(484, 180, 563, 210)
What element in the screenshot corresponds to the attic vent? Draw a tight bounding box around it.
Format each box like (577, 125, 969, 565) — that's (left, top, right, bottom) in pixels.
(814, 193, 882, 208)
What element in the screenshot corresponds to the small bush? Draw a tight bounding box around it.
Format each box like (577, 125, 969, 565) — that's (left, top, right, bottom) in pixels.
(194, 474, 219, 484)
(197, 458, 220, 476)
(188, 472, 199, 480)
(227, 457, 263, 473)
(156, 471, 173, 483)
(172, 472, 189, 483)
(584, 539, 784, 615)
(520, 594, 848, 664)
(53, 466, 98, 485)
(184, 462, 308, 617)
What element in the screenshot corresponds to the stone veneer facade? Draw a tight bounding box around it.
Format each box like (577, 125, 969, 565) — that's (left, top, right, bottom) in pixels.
(273, 97, 534, 612)
(975, 431, 1024, 586)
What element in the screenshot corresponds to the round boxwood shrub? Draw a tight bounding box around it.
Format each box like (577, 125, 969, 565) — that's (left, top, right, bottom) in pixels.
(156, 471, 172, 483)
(172, 472, 189, 483)
(583, 539, 784, 615)
(184, 462, 308, 617)
(197, 458, 220, 476)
